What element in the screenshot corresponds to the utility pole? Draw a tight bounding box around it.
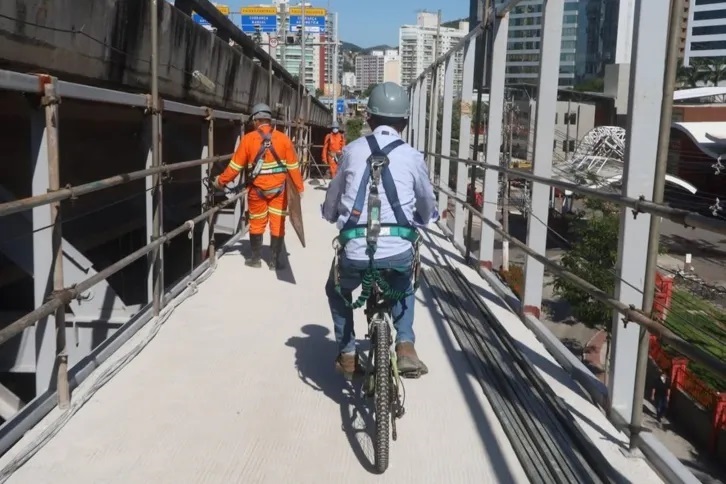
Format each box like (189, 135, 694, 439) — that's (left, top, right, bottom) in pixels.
(280, 3, 287, 70)
(426, 10, 442, 163)
(331, 11, 338, 124)
(301, 1, 307, 91)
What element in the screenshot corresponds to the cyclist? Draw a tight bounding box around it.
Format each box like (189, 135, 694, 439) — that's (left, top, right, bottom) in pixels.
(323, 121, 346, 178)
(321, 82, 438, 379)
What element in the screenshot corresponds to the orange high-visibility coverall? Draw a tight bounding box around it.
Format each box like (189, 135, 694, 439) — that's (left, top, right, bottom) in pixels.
(322, 132, 346, 178)
(218, 125, 304, 237)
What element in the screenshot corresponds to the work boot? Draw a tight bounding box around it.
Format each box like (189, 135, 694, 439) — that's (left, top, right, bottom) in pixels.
(268, 235, 286, 271)
(245, 234, 262, 268)
(396, 342, 428, 379)
(335, 352, 363, 380)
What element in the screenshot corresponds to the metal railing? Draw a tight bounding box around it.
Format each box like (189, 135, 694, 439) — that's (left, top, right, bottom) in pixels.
(0, 61, 322, 417)
(407, 0, 721, 481)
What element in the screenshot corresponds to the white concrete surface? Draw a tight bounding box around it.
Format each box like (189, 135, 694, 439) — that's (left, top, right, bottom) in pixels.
(0, 181, 531, 483)
(417, 227, 665, 483)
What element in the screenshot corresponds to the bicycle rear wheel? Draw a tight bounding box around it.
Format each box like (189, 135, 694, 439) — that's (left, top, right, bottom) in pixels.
(373, 320, 391, 473)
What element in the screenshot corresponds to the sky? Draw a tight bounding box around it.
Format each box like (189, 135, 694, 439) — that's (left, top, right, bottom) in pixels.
(229, 0, 470, 48)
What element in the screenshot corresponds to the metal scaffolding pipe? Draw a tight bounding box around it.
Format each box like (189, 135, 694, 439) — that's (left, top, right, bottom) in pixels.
(0, 190, 247, 347)
(429, 153, 726, 236)
(433, 183, 726, 379)
(0, 154, 232, 218)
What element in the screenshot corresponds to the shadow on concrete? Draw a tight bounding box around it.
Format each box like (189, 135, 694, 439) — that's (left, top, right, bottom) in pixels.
(285, 324, 378, 474)
(660, 234, 726, 269)
(416, 284, 524, 482)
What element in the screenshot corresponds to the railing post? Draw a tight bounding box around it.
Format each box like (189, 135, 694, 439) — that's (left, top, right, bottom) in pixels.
(427, 65, 440, 180)
(438, 57, 455, 219)
(630, 0, 682, 450)
(453, 38, 476, 252)
(201, 108, 216, 263)
(42, 79, 70, 409)
(522, 0, 565, 318)
(609, 0, 670, 428)
(233, 121, 244, 234)
(150, 0, 163, 316)
(417, 78, 428, 154)
(410, 82, 420, 146)
(31, 78, 59, 397)
(479, 13, 509, 270)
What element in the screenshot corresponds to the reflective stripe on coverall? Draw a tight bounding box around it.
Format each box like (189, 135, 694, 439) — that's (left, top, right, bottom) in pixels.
(218, 124, 304, 236)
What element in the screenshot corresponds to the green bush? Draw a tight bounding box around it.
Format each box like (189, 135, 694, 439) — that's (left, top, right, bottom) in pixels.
(345, 118, 364, 144)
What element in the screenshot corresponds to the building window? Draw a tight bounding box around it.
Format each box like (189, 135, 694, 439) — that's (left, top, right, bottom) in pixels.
(692, 40, 726, 50)
(692, 25, 726, 36)
(695, 0, 726, 5)
(565, 112, 577, 125)
(562, 140, 575, 152)
(693, 9, 726, 21)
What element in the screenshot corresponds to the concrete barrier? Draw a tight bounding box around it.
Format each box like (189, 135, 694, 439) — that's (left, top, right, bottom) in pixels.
(0, 0, 329, 125)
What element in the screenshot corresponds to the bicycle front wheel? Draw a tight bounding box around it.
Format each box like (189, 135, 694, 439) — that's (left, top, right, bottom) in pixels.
(373, 320, 391, 473)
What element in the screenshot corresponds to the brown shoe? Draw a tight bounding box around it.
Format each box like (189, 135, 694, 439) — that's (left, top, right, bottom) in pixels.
(396, 342, 428, 378)
(335, 352, 362, 380)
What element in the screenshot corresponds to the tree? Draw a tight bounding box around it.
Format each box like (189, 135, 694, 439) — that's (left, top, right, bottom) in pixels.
(553, 199, 620, 333)
(552, 199, 620, 379)
(573, 77, 604, 92)
(363, 84, 377, 97)
(345, 117, 364, 143)
(314, 88, 324, 98)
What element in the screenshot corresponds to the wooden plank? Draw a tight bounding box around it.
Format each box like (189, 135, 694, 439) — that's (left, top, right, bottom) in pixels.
(286, 173, 306, 247)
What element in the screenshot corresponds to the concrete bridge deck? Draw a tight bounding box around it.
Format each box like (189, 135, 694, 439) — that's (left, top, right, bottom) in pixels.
(0, 182, 662, 483)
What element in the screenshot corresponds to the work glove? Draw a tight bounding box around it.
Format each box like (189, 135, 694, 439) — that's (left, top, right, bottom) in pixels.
(211, 176, 223, 191)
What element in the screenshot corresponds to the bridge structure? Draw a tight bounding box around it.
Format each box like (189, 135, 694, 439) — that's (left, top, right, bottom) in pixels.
(0, 0, 725, 483)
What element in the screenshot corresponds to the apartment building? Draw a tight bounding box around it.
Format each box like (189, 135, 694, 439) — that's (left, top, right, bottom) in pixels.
(399, 12, 468, 95)
(371, 48, 401, 84)
(505, 0, 618, 87)
(355, 55, 385, 89)
(684, 0, 726, 67)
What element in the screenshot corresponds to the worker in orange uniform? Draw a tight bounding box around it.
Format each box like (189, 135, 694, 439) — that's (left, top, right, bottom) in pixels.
(213, 103, 304, 270)
(322, 121, 346, 178)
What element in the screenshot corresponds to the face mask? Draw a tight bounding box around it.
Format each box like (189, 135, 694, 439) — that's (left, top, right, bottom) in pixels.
(333, 129, 339, 133)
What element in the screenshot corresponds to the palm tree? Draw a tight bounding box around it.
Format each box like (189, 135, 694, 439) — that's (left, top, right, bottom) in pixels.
(702, 58, 726, 86)
(676, 59, 706, 88)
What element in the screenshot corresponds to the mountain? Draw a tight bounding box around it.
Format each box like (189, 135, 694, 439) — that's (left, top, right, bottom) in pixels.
(341, 41, 363, 53)
(442, 17, 467, 28)
(362, 44, 396, 54)
(340, 42, 398, 72)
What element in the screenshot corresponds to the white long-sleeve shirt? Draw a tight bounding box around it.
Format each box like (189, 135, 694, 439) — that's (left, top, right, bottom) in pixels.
(321, 125, 437, 261)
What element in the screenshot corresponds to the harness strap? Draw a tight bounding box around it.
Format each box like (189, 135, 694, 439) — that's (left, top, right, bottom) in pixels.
(342, 135, 405, 230)
(338, 224, 418, 247)
(249, 128, 287, 184)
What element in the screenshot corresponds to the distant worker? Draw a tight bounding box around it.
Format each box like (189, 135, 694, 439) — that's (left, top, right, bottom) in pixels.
(213, 103, 304, 270)
(322, 121, 346, 178)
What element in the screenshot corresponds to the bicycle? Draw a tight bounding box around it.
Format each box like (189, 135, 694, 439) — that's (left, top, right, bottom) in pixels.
(361, 270, 406, 474)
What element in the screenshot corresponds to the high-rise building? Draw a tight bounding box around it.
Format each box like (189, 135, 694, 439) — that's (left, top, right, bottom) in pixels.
(684, 0, 726, 67)
(371, 48, 401, 84)
(399, 12, 468, 95)
(355, 55, 385, 90)
(243, 1, 338, 93)
(504, 0, 618, 87)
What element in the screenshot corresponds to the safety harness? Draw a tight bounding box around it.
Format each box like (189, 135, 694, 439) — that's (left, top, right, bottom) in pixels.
(333, 134, 422, 309)
(248, 127, 287, 198)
